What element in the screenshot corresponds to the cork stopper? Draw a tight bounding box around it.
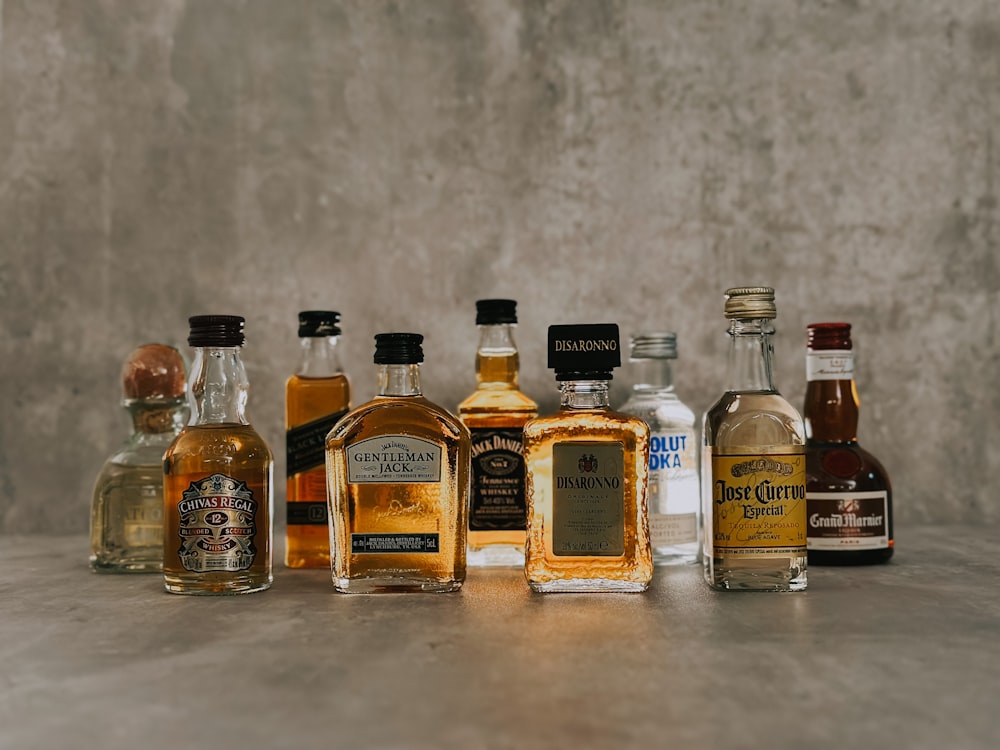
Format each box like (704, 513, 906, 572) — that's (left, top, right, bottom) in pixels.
(724, 286, 777, 319)
(122, 344, 187, 401)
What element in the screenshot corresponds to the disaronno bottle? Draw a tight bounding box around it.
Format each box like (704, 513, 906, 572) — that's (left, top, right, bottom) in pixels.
(619, 332, 700, 565)
(163, 316, 273, 595)
(285, 310, 350, 568)
(458, 299, 537, 567)
(703, 288, 807, 591)
(326, 333, 470, 593)
(91, 344, 187, 572)
(805, 323, 893, 564)
(523, 324, 652, 593)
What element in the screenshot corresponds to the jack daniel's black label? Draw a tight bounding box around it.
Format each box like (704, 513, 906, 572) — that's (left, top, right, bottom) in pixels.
(547, 324, 621, 373)
(469, 428, 526, 531)
(287, 409, 348, 476)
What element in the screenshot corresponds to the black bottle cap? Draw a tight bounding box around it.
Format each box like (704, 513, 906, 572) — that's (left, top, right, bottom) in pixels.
(188, 315, 245, 347)
(298, 310, 342, 337)
(373, 333, 424, 364)
(476, 299, 517, 325)
(548, 323, 621, 381)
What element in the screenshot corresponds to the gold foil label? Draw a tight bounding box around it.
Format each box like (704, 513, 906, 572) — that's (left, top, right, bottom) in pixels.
(711, 452, 806, 552)
(552, 441, 625, 556)
(176, 473, 258, 572)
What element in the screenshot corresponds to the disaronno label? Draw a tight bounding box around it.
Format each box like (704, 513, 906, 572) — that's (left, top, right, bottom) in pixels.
(711, 451, 806, 552)
(552, 441, 625, 556)
(807, 490, 889, 550)
(346, 436, 442, 484)
(176, 473, 258, 573)
(806, 350, 854, 381)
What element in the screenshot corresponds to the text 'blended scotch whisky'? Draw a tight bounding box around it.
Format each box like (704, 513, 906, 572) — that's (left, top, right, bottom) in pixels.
(326, 333, 470, 593)
(523, 324, 653, 593)
(620, 332, 700, 565)
(458, 299, 538, 567)
(703, 288, 807, 591)
(285, 310, 350, 568)
(805, 323, 893, 565)
(163, 316, 273, 595)
(91, 344, 188, 572)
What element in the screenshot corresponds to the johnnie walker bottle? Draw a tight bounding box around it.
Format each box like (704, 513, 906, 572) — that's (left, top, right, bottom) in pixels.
(805, 322, 894, 564)
(163, 315, 273, 595)
(91, 344, 187, 572)
(703, 287, 807, 591)
(458, 299, 537, 567)
(285, 310, 350, 568)
(523, 324, 653, 593)
(326, 333, 470, 593)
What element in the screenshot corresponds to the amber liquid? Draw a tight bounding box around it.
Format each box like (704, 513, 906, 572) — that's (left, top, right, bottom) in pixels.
(523, 408, 653, 592)
(326, 395, 470, 593)
(286, 373, 350, 568)
(458, 351, 537, 565)
(163, 424, 273, 594)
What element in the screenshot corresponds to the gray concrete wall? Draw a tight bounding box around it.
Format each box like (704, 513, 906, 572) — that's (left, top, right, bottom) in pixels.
(1, 0, 996, 533)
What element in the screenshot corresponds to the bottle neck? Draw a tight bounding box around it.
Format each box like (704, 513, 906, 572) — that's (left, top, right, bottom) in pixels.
(378, 364, 422, 397)
(630, 358, 675, 394)
(475, 323, 520, 389)
(188, 347, 249, 425)
(127, 399, 189, 436)
(297, 335, 344, 378)
(727, 318, 777, 393)
(560, 379, 611, 410)
(804, 349, 860, 442)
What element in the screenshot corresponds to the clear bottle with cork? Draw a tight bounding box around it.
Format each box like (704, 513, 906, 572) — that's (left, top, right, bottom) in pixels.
(285, 310, 350, 569)
(619, 332, 700, 565)
(91, 344, 188, 573)
(702, 287, 807, 591)
(163, 315, 273, 595)
(326, 333, 470, 593)
(458, 299, 537, 567)
(523, 323, 653, 593)
(805, 322, 894, 564)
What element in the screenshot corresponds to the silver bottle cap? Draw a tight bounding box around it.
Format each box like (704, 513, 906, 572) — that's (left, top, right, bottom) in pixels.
(629, 332, 678, 360)
(724, 286, 777, 319)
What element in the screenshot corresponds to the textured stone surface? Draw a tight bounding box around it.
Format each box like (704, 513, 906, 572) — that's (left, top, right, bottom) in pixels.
(1, 1, 997, 532)
(1, 527, 998, 749)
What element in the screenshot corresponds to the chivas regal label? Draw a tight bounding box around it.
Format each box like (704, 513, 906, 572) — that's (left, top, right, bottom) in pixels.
(648, 429, 698, 546)
(711, 452, 807, 553)
(287, 409, 348, 477)
(469, 428, 526, 531)
(807, 490, 889, 550)
(552, 441, 625, 556)
(806, 351, 855, 381)
(176, 473, 258, 572)
(346, 436, 442, 483)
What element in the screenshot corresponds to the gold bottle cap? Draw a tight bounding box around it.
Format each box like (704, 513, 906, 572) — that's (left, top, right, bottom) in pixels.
(122, 344, 187, 401)
(724, 286, 777, 319)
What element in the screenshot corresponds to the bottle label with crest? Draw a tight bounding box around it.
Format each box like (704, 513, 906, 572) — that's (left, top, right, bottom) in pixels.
(175, 473, 259, 572)
(552, 441, 625, 556)
(807, 490, 889, 549)
(469, 428, 527, 531)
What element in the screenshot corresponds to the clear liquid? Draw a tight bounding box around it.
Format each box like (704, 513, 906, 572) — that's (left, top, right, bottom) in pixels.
(90, 462, 165, 573)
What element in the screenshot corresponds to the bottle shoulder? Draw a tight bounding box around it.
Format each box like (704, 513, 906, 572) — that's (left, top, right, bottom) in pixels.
(619, 393, 695, 429)
(458, 387, 538, 422)
(524, 408, 649, 442)
(329, 396, 469, 445)
(704, 391, 805, 450)
(164, 423, 273, 460)
(806, 440, 892, 492)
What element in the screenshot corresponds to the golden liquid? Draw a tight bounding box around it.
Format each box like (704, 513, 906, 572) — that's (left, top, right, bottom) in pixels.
(703, 391, 807, 590)
(457, 352, 537, 561)
(523, 409, 653, 592)
(326, 396, 470, 593)
(285, 373, 350, 568)
(163, 424, 273, 594)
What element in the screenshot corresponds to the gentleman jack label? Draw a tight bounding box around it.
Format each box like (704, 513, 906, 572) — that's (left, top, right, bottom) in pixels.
(176, 473, 259, 572)
(346, 436, 442, 484)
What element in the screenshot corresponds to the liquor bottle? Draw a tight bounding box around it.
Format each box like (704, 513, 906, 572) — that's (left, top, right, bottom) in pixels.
(619, 332, 700, 565)
(163, 315, 273, 595)
(91, 344, 187, 572)
(804, 322, 894, 564)
(285, 310, 350, 569)
(702, 287, 807, 591)
(326, 333, 470, 593)
(458, 299, 538, 567)
(523, 323, 653, 593)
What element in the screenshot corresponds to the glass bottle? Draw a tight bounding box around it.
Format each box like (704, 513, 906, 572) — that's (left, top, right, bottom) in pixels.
(619, 332, 700, 565)
(163, 315, 273, 595)
(326, 333, 470, 593)
(702, 287, 807, 591)
(285, 310, 351, 569)
(458, 299, 538, 567)
(805, 322, 894, 564)
(91, 344, 187, 572)
(523, 323, 653, 593)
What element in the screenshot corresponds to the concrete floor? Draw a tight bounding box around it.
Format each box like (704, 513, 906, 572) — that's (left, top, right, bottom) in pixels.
(2, 526, 998, 749)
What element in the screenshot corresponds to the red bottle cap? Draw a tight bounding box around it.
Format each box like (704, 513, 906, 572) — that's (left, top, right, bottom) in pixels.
(807, 322, 852, 351)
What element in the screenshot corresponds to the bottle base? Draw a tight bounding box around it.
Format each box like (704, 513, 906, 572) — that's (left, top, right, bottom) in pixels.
(807, 547, 893, 565)
(467, 544, 525, 568)
(528, 577, 650, 593)
(284, 556, 331, 569)
(704, 554, 807, 591)
(652, 545, 699, 566)
(333, 576, 464, 593)
(91, 559, 163, 574)
(163, 573, 273, 595)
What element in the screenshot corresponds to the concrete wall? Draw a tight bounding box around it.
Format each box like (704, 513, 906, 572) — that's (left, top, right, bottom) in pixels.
(1, 0, 996, 533)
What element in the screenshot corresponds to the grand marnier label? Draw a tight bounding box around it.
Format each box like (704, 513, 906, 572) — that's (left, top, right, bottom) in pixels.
(176, 473, 258, 572)
(807, 490, 889, 550)
(711, 451, 806, 553)
(346, 435, 442, 484)
(552, 441, 625, 556)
